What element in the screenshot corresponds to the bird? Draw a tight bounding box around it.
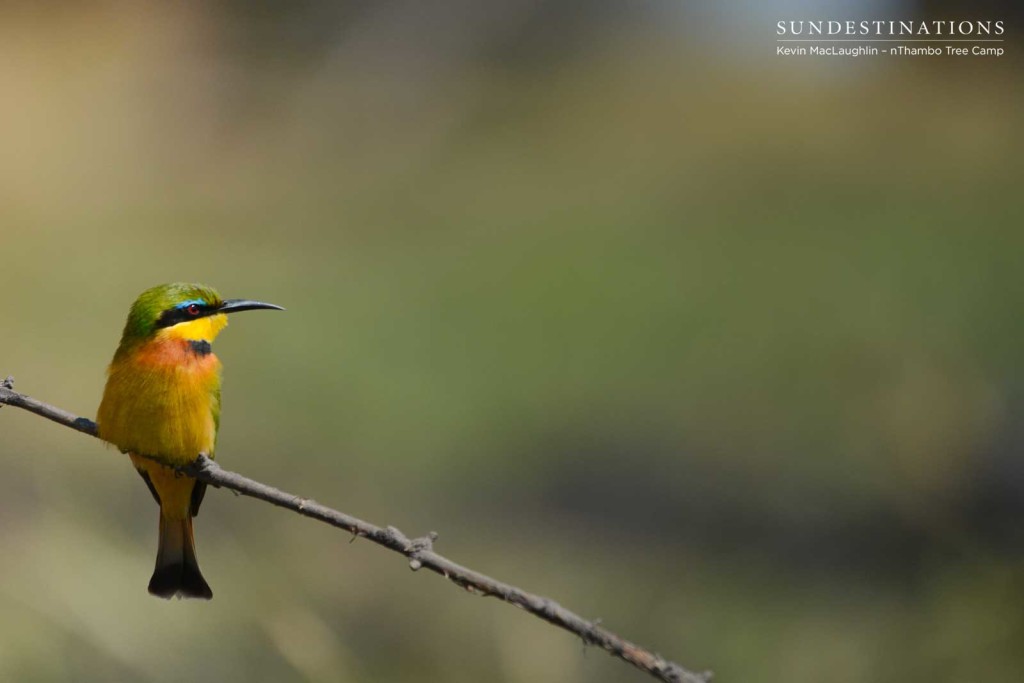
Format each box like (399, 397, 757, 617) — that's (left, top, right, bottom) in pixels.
(96, 283, 283, 599)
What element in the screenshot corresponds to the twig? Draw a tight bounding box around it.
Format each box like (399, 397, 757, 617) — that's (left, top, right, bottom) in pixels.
(0, 376, 710, 683)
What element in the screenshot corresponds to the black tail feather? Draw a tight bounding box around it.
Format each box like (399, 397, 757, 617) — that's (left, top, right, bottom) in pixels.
(149, 513, 213, 600)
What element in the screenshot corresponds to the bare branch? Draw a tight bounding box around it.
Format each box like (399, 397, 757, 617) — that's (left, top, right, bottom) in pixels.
(0, 376, 711, 683)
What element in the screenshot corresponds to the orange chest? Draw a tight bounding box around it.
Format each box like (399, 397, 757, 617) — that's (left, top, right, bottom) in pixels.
(97, 340, 223, 464)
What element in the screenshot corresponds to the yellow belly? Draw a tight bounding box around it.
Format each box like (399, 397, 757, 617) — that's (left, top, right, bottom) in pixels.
(97, 341, 221, 466)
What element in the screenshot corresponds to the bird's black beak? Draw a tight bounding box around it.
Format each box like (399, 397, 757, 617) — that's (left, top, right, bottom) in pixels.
(218, 299, 285, 314)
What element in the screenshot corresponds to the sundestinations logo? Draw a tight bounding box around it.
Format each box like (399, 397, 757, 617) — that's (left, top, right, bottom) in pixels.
(776, 19, 1006, 58)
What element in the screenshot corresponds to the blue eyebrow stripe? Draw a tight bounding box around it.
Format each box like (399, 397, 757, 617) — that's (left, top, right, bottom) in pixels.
(177, 299, 207, 309)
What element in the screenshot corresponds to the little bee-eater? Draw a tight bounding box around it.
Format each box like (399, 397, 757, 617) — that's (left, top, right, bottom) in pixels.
(97, 283, 283, 599)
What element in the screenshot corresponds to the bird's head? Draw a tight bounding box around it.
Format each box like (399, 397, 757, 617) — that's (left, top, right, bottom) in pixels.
(117, 282, 283, 350)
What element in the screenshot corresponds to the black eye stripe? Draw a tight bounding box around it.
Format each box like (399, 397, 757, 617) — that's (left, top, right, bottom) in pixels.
(155, 303, 216, 329)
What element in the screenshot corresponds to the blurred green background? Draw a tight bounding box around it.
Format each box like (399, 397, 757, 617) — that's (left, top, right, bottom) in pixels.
(2, 2, 1023, 682)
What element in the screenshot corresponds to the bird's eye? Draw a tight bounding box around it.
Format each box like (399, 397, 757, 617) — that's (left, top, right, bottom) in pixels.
(186, 303, 201, 316)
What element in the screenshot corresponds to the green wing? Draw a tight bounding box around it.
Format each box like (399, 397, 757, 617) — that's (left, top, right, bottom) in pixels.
(190, 382, 220, 517)
(210, 380, 221, 459)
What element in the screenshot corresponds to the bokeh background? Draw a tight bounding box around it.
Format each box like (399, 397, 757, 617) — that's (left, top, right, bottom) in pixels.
(2, 1, 1022, 681)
